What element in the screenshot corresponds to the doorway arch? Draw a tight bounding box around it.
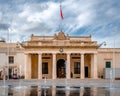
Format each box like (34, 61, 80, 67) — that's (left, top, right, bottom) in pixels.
(57, 59, 66, 78)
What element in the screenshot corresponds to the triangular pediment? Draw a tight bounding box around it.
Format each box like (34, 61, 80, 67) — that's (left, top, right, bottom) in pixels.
(54, 31, 69, 40)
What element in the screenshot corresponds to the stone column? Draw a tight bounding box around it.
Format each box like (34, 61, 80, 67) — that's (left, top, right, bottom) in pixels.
(38, 53, 42, 79)
(52, 53, 56, 79)
(93, 53, 98, 78)
(66, 53, 70, 79)
(25, 53, 31, 79)
(91, 53, 98, 79)
(80, 53, 84, 79)
(24, 53, 28, 79)
(91, 54, 94, 78)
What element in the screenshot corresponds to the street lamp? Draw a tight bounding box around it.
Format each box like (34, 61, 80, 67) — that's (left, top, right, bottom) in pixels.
(7, 28, 10, 80)
(98, 41, 106, 47)
(98, 41, 106, 78)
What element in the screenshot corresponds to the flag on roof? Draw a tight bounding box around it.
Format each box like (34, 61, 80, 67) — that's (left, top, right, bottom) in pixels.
(60, 5, 64, 19)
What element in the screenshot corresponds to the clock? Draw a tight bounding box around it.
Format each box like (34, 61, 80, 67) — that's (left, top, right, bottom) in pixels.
(59, 48, 63, 53)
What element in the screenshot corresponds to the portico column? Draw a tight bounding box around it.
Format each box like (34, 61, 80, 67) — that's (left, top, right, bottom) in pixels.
(52, 53, 56, 79)
(25, 54, 27, 79)
(91, 53, 98, 79)
(25, 53, 31, 79)
(66, 53, 70, 79)
(38, 53, 42, 79)
(93, 53, 98, 78)
(80, 53, 85, 79)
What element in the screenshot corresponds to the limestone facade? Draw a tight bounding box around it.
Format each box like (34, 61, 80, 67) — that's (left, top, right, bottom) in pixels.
(0, 32, 120, 79)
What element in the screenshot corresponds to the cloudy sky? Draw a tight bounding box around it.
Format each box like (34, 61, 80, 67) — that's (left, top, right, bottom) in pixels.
(0, 0, 120, 48)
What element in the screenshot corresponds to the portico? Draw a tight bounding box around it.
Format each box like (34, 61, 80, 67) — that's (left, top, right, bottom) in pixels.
(23, 31, 99, 79)
(24, 51, 98, 79)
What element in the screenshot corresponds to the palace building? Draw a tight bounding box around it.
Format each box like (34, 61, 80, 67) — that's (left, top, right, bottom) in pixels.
(0, 31, 120, 80)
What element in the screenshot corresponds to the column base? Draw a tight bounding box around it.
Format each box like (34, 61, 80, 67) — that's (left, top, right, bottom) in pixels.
(80, 78, 85, 79)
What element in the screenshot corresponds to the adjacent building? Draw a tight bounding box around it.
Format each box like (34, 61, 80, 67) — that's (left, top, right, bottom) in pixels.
(0, 31, 120, 80)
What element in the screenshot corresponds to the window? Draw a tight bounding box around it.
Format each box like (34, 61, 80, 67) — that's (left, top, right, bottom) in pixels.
(9, 56, 14, 64)
(42, 62, 48, 74)
(106, 61, 111, 68)
(74, 62, 80, 74)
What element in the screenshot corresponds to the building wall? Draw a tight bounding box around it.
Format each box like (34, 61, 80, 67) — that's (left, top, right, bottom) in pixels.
(71, 55, 80, 78)
(115, 53, 120, 68)
(15, 52, 25, 76)
(98, 49, 120, 78)
(84, 54, 91, 78)
(97, 52, 113, 77)
(42, 54, 52, 79)
(0, 53, 7, 68)
(31, 54, 38, 79)
(1, 39, 120, 79)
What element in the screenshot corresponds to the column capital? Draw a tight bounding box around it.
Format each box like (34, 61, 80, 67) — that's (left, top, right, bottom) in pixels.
(52, 53, 57, 55)
(93, 53, 98, 55)
(24, 52, 29, 55)
(93, 51, 98, 54)
(66, 53, 71, 55)
(80, 52, 85, 55)
(38, 53, 42, 55)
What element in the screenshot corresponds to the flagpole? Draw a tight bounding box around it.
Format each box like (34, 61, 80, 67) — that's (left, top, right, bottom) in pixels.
(60, 3, 62, 32)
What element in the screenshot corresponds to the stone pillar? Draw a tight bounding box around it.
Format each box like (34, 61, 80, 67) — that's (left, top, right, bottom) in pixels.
(80, 53, 84, 79)
(66, 53, 70, 79)
(25, 53, 31, 79)
(91, 54, 94, 78)
(93, 53, 98, 78)
(25, 54, 28, 79)
(91, 53, 98, 79)
(38, 53, 42, 79)
(52, 53, 56, 79)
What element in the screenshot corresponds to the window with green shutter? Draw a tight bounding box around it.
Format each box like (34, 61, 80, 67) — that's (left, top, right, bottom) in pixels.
(106, 61, 111, 68)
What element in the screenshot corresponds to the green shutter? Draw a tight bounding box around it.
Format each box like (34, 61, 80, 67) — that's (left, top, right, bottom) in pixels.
(106, 61, 111, 68)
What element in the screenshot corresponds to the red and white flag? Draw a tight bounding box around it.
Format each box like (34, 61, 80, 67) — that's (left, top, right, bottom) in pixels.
(60, 5, 64, 19)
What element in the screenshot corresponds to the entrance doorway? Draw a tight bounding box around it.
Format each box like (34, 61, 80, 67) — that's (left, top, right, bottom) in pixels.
(85, 66, 88, 78)
(57, 59, 66, 78)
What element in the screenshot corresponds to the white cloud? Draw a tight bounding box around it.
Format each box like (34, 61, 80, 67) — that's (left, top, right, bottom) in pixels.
(0, 0, 119, 47)
(0, 12, 2, 20)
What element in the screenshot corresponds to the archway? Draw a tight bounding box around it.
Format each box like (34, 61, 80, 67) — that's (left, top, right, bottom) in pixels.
(57, 59, 66, 78)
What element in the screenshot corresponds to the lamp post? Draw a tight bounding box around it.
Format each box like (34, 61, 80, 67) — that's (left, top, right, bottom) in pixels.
(98, 41, 106, 78)
(113, 36, 116, 80)
(98, 41, 106, 47)
(7, 28, 10, 80)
